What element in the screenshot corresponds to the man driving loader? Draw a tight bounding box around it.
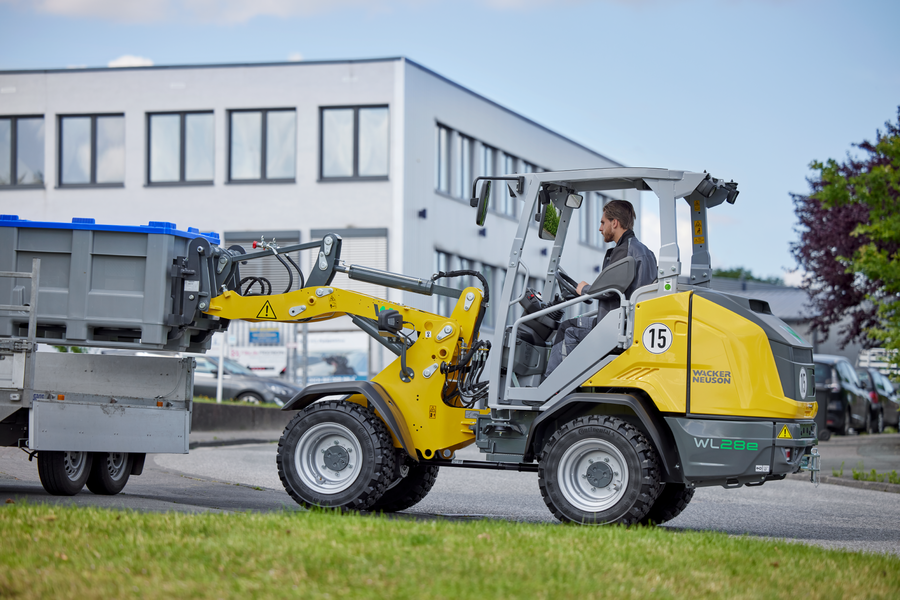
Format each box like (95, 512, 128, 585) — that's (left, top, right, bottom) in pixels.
(545, 199, 657, 375)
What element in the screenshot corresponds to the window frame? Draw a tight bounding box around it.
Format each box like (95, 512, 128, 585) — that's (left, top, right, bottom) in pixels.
(319, 105, 390, 182)
(146, 111, 215, 187)
(227, 108, 297, 185)
(0, 114, 45, 190)
(57, 113, 125, 189)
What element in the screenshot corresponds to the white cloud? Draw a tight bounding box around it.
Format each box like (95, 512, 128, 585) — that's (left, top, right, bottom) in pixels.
(108, 54, 154, 68)
(782, 269, 806, 288)
(287, 52, 303, 62)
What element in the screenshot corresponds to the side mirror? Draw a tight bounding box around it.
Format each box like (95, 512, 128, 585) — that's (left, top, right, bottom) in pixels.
(475, 180, 492, 226)
(565, 193, 583, 208)
(538, 202, 559, 240)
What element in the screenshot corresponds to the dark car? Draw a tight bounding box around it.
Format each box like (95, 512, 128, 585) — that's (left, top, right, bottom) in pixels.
(856, 367, 890, 433)
(814, 354, 873, 435)
(192, 355, 302, 406)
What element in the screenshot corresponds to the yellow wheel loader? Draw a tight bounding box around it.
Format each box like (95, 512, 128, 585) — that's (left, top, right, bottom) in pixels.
(205, 167, 820, 525)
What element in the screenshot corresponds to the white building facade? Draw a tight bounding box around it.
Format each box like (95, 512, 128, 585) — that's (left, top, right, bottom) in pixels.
(0, 58, 637, 379)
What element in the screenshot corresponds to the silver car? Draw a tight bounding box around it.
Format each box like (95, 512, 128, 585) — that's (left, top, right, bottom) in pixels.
(192, 355, 302, 406)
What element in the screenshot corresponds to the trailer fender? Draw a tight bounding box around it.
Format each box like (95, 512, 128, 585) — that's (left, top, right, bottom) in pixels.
(523, 392, 682, 482)
(282, 381, 417, 461)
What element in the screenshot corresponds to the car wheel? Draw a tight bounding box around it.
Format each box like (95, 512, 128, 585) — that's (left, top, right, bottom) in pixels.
(874, 409, 884, 434)
(840, 406, 851, 436)
(37, 451, 93, 496)
(277, 400, 396, 511)
(237, 392, 263, 404)
(863, 408, 872, 435)
(86, 452, 133, 495)
(538, 415, 661, 525)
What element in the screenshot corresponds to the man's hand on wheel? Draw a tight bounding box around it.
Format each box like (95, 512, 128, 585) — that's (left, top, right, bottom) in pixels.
(576, 281, 588, 295)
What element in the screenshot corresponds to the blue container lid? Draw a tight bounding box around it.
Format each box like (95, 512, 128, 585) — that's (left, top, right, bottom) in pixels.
(0, 215, 220, 245)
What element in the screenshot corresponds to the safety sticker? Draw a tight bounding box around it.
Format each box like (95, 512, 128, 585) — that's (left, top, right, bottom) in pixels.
(777, 425, 793, 440)
(257, 300, 277, 320)
(755, 465, 770, 473)
(693, 220, 703, 236)
(693, 236, 705, 245)
(641, 323, 673, 354)
(429, 405, 437, 419)
(693, 200, 701, 212)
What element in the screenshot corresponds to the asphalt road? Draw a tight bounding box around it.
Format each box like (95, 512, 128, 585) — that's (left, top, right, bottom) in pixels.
(2, 434, 899, 556)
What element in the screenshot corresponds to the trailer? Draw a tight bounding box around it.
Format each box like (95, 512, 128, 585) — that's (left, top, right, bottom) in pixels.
(0, 217, 225, 495)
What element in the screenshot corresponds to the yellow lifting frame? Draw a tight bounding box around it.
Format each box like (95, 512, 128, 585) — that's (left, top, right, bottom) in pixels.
(206, 285, 489, 460)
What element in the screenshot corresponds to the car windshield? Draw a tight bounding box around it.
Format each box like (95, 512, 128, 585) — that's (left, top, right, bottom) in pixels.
(814, 363, 831, 385)
(221, 357, 256, 376)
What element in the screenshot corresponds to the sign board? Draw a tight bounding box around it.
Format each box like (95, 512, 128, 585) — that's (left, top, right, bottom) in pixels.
(249, 329, 280, 345)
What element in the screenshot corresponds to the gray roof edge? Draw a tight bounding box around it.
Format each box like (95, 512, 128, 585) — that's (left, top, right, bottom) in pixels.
(0, 55, 622, 168)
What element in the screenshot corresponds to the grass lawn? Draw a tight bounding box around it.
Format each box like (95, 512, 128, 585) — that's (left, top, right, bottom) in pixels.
(1, 502, 897, 599)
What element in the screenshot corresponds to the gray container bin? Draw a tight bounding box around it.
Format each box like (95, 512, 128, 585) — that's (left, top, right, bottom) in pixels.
(0, 215, 226, 352)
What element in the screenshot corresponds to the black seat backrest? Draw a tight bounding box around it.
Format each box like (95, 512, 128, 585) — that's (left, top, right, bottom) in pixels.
(586, 256, 636, 296)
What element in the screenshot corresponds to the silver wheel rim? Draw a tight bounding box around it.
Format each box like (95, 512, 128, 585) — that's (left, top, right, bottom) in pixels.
(63, 451, 88, 482)
(106, 453, 128, 481)
(295, 422, 363, 495)
(557, 438, 629, 513)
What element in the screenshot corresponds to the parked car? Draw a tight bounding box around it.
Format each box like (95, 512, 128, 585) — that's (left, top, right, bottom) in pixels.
(814, 354, 873, 435)
(856, 367, 890, 433)
(192, 355, 302, 406)
(886, 377, 900, 429)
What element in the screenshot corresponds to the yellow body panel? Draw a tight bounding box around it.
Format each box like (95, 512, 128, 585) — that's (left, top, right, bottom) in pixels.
(583, 292, 690, 412)
(207, 286, 488, 458)
(584, 292, 816, 420)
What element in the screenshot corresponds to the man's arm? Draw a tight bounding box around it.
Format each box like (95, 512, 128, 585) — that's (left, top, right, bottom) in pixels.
(576, 281, 589, 295)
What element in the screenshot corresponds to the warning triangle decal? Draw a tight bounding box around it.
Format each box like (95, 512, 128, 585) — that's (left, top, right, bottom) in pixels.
(777, 425, 793, 440)
(256, 300, 277, 320)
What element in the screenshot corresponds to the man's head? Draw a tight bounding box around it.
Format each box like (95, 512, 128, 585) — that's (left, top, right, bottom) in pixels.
(600, 200, 635, 244)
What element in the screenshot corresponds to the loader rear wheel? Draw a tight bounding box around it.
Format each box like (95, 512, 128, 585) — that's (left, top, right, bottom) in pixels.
(639, 482, 695, 525)
(538, 415, 660, 525)
(369, 460, 440, 513)
(37, 451, 93, 496)
(86, 452, 133, 495)
(277, 400, 396, 511)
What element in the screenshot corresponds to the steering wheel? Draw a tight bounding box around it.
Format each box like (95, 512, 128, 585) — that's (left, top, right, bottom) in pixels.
(555, 267, 591, 303)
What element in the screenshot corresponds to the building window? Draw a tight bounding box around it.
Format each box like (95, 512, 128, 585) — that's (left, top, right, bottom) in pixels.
(59, 114, 124, 186)
(435, 124, 451, 193)
(147, 112, 214, 185)
(580, 192, 607, 248)
(456, 134, 473, 199)
(321, 106, 389, 180)
(229, 109, 296, 182)
(0, 116, 44, 188)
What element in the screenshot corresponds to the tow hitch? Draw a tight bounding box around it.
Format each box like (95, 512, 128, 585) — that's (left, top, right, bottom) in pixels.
(800, 447, 821, 487)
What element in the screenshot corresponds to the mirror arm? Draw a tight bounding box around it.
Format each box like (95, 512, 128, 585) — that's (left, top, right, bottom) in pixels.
(470, 176, 524, 204)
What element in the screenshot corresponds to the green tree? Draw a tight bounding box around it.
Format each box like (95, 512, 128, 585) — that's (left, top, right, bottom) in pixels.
(804, 109, 900, 361)
(712, 267, 784, 286)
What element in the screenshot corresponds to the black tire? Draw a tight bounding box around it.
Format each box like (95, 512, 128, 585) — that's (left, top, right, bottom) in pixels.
(863, 408, 872, 435)
(237, 392, 263, 404)
(538, 415, 661, 525)
(277, 400, 396, 511)
(640, 482, 695, 525)
(37, 451, 93, 496)
(874, 409, 884, 434)
(819, 429, 832, 442)
(369, 459, 440, 513)
(86, 452, 133, 495)
(840, 406, 852, 436)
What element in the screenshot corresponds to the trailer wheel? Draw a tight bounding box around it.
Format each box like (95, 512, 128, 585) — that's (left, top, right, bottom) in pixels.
(86, 452, 133, 495)
(639, 482, 695, 525)
(37, 451, 94, 496)
(277, 400, 396, 511)
(369, 460, 439, 513)
(538, 415, 660, 525)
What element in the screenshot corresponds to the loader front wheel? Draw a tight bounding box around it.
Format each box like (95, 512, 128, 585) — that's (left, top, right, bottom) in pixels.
(538, 415, 660, 525)
(369, 460, 439, 513)
(277, 400, 396, 511)
(639, 482, 695, 525)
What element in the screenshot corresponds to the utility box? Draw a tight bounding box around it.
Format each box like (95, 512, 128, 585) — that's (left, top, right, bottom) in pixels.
(0, 215, 226, 352)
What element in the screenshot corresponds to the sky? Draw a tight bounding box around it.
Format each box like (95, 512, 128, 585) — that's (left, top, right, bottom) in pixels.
(0, 0, 897, 285)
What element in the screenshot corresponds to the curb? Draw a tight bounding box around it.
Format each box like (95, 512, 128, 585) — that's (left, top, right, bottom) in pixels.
(789, 473, 900, 494)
